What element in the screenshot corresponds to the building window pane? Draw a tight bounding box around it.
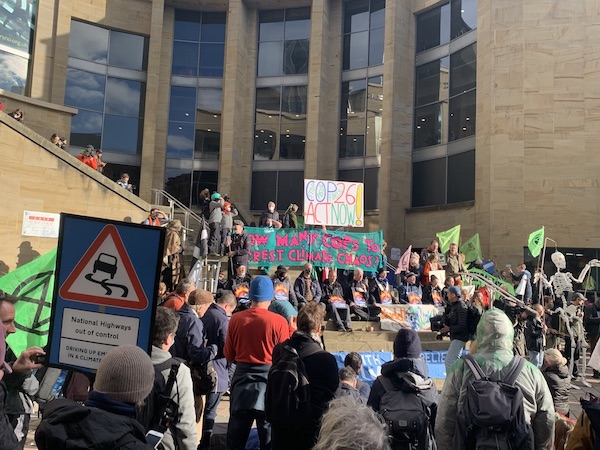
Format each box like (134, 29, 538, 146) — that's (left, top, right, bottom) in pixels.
(251, 171, 278, 210)
(105, 78, 143, 117)
(109, 31, 147, 70)
(201, 12, 226, 42)
(256, 86, 282, 112)
(370, 0, 386, 29)
(199, 43, 224, 76)
(258, 41, 284, 77)
(103, 115, 141, 153)
(280, 121, 305, 159)
(448, 89, 475, 141)
(284, 8, 311, 40)
(69, 21, 109, 63)
(343, 31, 368, 70)
(368, 27, 384, 67)
(412, 158, 446, 207)
(447, 150, 475, 203)
(174, 10, 201, 41)
(277, 171, 304, 210)
(282, 85, 307, 115)
(450, 43, 476, 97)
(414, 103, 442, 149)
(172, 41, 199, 76)
(259, 10, 285, 42)
(198, 88, 223, 113)
(169, 86, 196, 122)
(70, 110, 103, 148)
(344, 0, 369, 34)
(0, 50, 28, 94)
(65, 68, 106, 112)
(283, 39, 309, 74)
(451, 0, 477, 40)
(416, 58, 450, 106)
(165, 168, 192, 208)
(195, 128, 220, 160)
(192, 171, 219, 205)
(254, 127, 278, 160)
(416, 4, 450, 53)
(167, 122, 195, 159)
(364, 167, 380, 210)
(0, 0, 37, 53)
(366, 76, 383, 156)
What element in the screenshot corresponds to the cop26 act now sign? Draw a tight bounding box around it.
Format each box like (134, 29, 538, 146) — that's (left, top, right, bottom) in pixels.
(303, 179, 364, 227)
(245, 227, 383, 271)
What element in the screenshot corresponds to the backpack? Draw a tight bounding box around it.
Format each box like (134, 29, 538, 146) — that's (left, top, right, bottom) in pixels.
(378, 373, 437, 450)
(466, 304, 482, 339)
(454, 355, 534, 450)
(137, 358, 181, 433)
(265, 344, 320, 430)
(192, 360, 218, 395)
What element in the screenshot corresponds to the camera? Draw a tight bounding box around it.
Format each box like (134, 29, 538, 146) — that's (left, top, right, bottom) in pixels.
(430, 314, 444, 332)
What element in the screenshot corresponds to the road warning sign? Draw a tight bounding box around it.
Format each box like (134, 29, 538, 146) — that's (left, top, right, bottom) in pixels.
(59, 224, 148, 310)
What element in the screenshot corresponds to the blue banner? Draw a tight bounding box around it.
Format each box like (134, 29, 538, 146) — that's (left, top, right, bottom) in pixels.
(332, 350, 452, 384)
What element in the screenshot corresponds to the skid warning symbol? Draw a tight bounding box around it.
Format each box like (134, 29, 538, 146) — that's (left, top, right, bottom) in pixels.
(59, 225, 149, 310)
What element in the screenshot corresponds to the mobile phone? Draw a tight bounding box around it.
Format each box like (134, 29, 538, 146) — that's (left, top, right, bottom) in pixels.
(146, 430, 164, 449)
(505, 264, 512, 268)
(36, 355, 46, 364)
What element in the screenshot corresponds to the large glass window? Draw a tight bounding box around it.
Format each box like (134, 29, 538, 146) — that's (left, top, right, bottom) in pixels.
(339, 76, 383, 158)
(0, 0, 38, 94)
(251, 171, 304, 211)
(413, 2, 476, 207)
(254, 85, 307, 160)
(338, 167, 379, 210)
(172, 11, 226, 77)
(343, 0, 385, 70)
(66, 21, 148, 155)
(257, 8, 310, 77)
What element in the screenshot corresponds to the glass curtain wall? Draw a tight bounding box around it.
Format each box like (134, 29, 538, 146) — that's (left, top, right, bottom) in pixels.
(412, 0, 477, 208)
(0, 0, 38, 94)
(166, 11, 226, 207)
(251, 8, 310, 211)
(338, 0, 385, 211)
(64, 21, 148, 190)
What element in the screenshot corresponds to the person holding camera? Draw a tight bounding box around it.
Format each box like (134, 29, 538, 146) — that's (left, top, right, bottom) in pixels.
(440, 286, 469, 372)
(144, 208, 169, 227)
(117, 172, 135, 192)
(50, 134, 67, 149)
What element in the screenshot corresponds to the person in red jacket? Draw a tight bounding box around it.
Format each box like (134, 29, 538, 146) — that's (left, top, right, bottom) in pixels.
(77, 145, 98, 170)
(224, 276, 291, 450)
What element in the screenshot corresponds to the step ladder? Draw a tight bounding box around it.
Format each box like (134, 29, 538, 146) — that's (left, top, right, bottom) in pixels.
(190, 256, 226, 293)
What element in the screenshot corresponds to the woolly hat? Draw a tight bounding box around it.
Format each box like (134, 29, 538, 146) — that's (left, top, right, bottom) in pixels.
(94, 345, 154, 405)
(211, 192, 221, 201)
(448, 286, 462, 297)
(0, 331, 12, 375)
(269, 299, 298, 322)
(248, 276, 274, 302)
(393, 328, 422, 359)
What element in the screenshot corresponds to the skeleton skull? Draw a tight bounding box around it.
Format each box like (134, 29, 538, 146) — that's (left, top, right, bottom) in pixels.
(551, 251, 566, 270)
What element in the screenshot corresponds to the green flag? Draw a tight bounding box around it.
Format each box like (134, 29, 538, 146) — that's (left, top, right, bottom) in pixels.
(528, 227, 545, 257)
(436, 225, 461, 254)
(462, 233, 482, 262)
(0, 249, 56, 355)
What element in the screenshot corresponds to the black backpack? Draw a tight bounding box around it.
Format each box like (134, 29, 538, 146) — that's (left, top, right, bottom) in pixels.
(378, 373, 437, 450)
(454, 355, 534, 450)
(137, 358, 182, 433)
(265, 344, 320, 430)
(466, 304, 482, 339)
(192, 360, 218, 395)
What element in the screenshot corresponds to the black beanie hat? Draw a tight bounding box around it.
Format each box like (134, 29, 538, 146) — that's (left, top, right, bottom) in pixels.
(393, 328, 422, 358)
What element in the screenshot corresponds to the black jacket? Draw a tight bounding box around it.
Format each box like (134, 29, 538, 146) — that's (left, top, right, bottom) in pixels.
(229, 232, 250, 268)
(542, 364, 570, 416)
(584, 303, 600, 339)
(271, 332, 339, 450)
(35, 395, 152, 449)
(0, 382, 19, 450)
(170, 303, 217, 369)
(524, 316, 544, 352)
(444, 299, 469, 341)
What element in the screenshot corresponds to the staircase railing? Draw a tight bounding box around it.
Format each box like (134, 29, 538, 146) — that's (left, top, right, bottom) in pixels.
(151, 189, 204, 249)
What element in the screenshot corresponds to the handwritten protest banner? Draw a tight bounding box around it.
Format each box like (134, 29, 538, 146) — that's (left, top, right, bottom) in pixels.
(245, 227, 383, 271)
(303, 179, 364, 227)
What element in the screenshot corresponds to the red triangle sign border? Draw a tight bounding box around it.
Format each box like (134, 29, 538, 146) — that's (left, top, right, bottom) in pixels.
(59, 224, 149, 310)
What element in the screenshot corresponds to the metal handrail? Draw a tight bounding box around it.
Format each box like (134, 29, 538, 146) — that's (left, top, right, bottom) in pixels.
(151, 189, 205, 249)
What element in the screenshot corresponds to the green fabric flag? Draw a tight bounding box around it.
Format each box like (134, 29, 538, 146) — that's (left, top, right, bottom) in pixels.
(0, 249, 56, 355)
(436, 225, 461, 254)
(528, 227, 545, 257)
(462, 233, 482, 262)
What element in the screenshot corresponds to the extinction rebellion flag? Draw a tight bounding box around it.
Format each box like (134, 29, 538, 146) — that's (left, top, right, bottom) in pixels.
(528, 227, 545, 258)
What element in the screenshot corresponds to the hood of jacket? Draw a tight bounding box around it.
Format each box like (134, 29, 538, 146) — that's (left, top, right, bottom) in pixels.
(543, 363, 570, 379)
(473, 308, 515, 372)
(380, 357, 429, 379)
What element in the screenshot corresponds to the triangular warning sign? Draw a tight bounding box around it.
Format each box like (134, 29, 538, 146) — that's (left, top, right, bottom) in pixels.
(59, 224, 149, 310)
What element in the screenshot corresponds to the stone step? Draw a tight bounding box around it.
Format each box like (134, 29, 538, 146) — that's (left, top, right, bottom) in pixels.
(322, 329, 451, 353)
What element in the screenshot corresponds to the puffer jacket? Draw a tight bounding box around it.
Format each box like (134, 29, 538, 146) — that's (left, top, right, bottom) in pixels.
(436, 308, 555, 450)
(542, 363, 570, 416)
(0, 382, 19, 450)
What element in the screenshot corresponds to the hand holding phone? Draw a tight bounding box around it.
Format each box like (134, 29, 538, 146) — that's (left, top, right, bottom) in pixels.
(146, 430, 164, 449)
